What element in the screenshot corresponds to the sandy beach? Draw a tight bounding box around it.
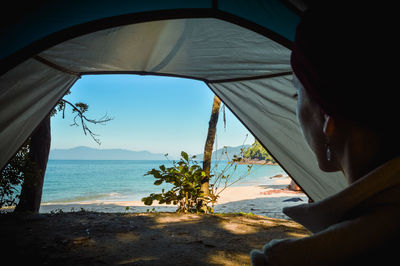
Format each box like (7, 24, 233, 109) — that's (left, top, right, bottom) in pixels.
(39, 175, 308, 219)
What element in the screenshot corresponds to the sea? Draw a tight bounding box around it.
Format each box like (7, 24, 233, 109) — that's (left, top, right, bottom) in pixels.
(42, 160, 287, 204)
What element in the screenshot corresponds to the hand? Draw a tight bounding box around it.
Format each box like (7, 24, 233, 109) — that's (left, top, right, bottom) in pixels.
(250, 239, 287, 266)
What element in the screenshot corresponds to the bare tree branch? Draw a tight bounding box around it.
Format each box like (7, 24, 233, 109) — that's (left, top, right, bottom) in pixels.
(60, 99, 113, 145)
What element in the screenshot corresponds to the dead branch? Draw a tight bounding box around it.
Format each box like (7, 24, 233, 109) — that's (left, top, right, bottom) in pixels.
(60, 99, 113, 145)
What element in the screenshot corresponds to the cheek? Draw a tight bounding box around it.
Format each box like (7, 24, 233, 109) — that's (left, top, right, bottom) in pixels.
(296, 96, 324, 155)
(295, 86, 337, 172)
(296, 95, 312, 144)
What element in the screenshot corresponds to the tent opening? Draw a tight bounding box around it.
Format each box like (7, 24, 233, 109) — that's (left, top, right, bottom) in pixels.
(37, 74, 306, 217)
(1, 16, 346, 204)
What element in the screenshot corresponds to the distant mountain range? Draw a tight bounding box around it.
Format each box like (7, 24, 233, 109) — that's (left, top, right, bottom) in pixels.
(49, 146, 168, 160)
(49, 145, 250, 161)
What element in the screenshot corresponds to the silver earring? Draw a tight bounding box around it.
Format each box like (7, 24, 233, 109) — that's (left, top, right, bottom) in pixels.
(326, 145, 332, 162)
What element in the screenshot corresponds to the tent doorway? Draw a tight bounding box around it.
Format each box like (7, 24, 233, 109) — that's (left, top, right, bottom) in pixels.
(1, 9, 346, 202)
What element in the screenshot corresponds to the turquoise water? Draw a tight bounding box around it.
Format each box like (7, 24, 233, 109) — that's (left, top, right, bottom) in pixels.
(42, 160, 286, 203)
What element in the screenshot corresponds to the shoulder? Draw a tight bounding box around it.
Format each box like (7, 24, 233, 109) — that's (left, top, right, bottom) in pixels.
(253, 205, 400, 266)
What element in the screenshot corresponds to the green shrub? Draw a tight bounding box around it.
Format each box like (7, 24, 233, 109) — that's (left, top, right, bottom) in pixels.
(0, 141, 37, 208)
(142, 152, 210, 213)
(142, 149, 253, 214)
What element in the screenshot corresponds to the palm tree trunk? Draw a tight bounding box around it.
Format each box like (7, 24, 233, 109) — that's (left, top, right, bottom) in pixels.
(201, 95, 221, 197)
(15, 115, 51, 213)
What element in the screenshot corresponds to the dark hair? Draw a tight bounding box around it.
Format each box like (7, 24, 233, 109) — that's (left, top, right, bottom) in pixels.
(290, 3, 397, 136)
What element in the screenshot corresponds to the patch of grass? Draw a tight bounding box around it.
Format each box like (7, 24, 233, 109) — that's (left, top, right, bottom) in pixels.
(214, 211, 257, 217)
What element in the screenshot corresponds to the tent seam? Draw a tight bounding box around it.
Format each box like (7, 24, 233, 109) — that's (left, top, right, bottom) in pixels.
(209, 71, 292, 83)
(79, 71, 293, 83)
(33, 56, 81, 78)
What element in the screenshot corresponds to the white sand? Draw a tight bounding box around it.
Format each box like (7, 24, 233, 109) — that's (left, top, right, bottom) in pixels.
(39, 176, 308, 219)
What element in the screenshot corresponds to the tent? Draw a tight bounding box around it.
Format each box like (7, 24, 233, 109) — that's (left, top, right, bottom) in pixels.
(0, 0, 346, 202)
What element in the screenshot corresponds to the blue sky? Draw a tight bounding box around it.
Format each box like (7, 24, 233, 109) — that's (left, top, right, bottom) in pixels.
(51, 75, 254, 157)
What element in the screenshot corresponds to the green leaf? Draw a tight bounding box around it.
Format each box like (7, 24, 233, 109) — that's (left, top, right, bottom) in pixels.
(73, 102, 89, 113)
(181, 151, 189, 162)
(154, 180, 163, 186)
(142, 197, 153, 206)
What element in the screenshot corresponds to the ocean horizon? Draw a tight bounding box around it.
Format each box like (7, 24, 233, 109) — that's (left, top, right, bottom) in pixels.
(42, 160, 287, 204)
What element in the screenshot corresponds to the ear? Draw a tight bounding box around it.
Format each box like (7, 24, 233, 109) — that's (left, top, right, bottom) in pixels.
(323, 114, 335, 137)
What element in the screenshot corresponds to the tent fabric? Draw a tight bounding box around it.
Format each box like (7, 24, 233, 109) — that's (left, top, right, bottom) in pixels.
(0, 0, 299, 74)
(209, 77, 346, 200)
(38, 19, 291, 81)
(0, 59, 78, 168)
(0, 1, 347, 201)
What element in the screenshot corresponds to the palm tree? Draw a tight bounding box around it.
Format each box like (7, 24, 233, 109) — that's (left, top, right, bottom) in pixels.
(201, 95, 221, 199)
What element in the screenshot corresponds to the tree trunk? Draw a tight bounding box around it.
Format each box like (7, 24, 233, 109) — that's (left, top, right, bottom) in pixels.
(201, 95, 221, 197)
(15, 115, 51, 213)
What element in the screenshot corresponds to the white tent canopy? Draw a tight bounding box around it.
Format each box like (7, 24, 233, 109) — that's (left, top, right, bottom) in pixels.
(0, 1, 347, 201)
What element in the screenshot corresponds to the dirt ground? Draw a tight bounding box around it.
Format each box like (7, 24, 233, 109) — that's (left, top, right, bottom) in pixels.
(0, 211, 310, 265)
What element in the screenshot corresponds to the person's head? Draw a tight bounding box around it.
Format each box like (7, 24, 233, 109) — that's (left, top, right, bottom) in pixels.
(291, 3, 398, 182)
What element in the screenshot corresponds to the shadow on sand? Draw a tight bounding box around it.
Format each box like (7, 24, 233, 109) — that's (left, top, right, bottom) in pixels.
(0, 203, 310, 265)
